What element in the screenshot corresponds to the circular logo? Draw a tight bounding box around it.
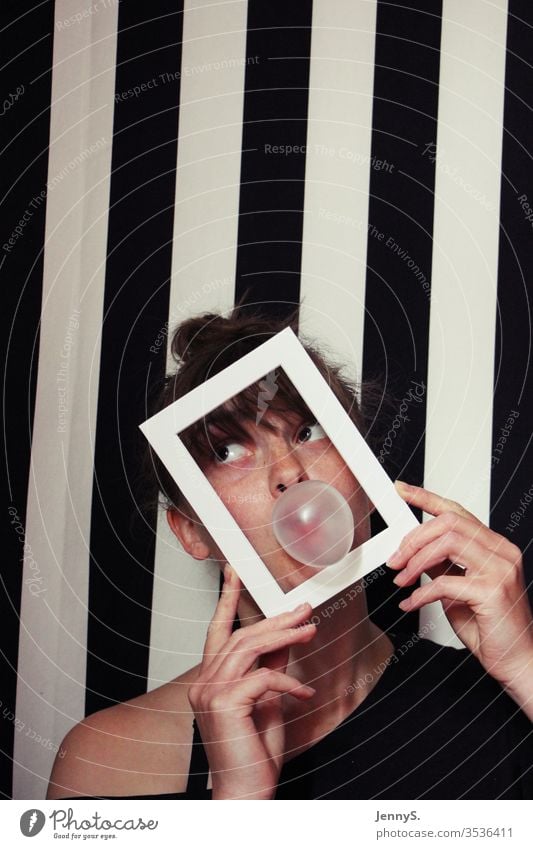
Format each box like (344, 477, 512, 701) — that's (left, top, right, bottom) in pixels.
(20, 810, 46, 837)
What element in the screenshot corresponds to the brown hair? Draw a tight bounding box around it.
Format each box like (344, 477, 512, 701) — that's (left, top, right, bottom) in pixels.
(145, 306, 380, 512)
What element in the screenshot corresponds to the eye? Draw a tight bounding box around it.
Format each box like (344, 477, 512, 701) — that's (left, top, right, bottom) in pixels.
(297, 422, 327, 444)
(213, 442, 251, 465)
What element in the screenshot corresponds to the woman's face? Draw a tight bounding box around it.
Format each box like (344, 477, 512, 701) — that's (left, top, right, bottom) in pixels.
(197, 408, 373, 592)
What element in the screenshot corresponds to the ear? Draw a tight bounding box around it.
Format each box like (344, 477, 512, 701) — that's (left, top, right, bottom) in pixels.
(167, 508, 211, 560)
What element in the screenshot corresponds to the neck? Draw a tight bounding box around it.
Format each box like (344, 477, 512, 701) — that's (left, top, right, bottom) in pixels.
(287, 585, 392, 715)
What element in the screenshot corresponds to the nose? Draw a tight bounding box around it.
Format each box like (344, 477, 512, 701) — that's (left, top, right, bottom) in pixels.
(268, 440, 308, 497)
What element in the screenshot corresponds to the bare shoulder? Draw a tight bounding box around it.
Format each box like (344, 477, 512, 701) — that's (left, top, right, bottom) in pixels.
(47, 664, 202, 799)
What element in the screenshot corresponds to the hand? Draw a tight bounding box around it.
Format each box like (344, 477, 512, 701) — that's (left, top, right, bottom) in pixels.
(188, 565, 316, 799)
(388, 481, 533, 714)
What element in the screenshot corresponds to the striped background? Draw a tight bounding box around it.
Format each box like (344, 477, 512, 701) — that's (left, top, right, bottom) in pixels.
(2, 0, 532, 799)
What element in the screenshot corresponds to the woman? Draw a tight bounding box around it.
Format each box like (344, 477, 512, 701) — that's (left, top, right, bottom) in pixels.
(47, 309, 533, 800)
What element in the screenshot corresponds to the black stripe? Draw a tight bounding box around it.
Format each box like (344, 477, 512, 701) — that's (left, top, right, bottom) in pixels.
(362, 1, 443, 633)
(234, 0, 313, 320)
(86, 3, 184, 715)
(490, 0, 533, 599)
(0, 1, 55, 799)
(186, 719, 210, 795)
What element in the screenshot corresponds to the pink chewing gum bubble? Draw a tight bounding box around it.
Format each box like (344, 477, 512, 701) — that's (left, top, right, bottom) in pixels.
(272, 480, 354, 568)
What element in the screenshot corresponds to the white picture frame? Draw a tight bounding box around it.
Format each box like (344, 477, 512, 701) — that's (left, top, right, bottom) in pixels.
(140, 327, 419, 617)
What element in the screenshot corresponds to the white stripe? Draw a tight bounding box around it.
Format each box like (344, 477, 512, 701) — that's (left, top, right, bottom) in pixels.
(148, 0, 247, 690)
(14, 0, 118, 798)
(299, 0, 378, 386)
(420, 0, 508, 646)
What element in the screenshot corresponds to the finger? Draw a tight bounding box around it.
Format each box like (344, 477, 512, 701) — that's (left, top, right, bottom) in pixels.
(205, 596, 312, 654)
(248, 667, 315, 703)
(203, 564, 242, 660)
(237, 602, 314, 638)
(207, 621, 317, 682)
(398, 574, 485, 613)
(205, 600, 313, 663)
(397, 573, 528, 618)
(388, 512, 516, 572)
(394, 480, 480, 522)
(392, 532, 510, 588)
(200, 668, 316, 716)
(396, 557, 465, 586)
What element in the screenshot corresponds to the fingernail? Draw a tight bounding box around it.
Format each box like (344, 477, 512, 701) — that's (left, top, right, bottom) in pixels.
(387, 549, 402, 567)
(394, 480, 411, 491)
(398, 598, 411, 611)
(295, 602, 309, 612)
(224, 564, 232, 582)
(392, 573, 404, 585)
(304, 686, 316, 696)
